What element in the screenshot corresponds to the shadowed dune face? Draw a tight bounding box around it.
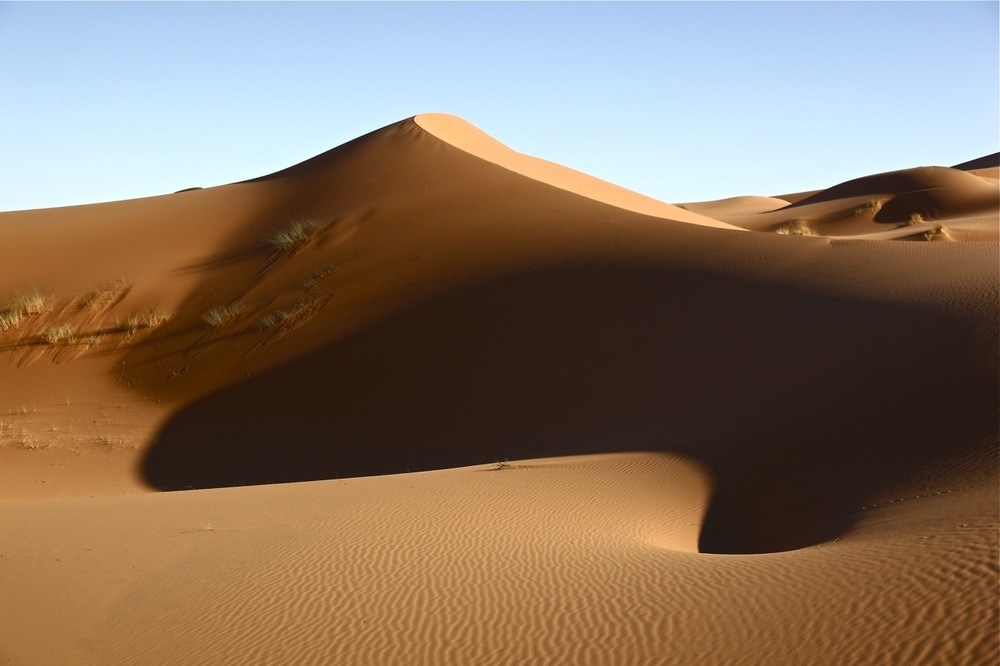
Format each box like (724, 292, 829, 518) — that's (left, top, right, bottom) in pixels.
(952, 152, 1000, 171)
(141, 262, 998, 555)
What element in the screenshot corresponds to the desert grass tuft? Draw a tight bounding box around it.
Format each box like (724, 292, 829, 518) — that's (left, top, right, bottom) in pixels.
(97, 435, 134, 450)
(256, 297, 312, 331)
(202, 303, 246, 329)
(0, 311, 23, 333)
(0, 289, 50, 332)
(81, 280, 130, 311)
(853, 199, 882, 217)
(268, 218, 326, 251)
(11, 289, 48, 315)
(123, 307, 174, 334)
(775, 218, 813, 236)
(41, 324, 77, 345)
(142, 308, 174, 328)
(301, 265, 337, 290)
(923, 224, 945, 241)
(902, 213, 925, 227)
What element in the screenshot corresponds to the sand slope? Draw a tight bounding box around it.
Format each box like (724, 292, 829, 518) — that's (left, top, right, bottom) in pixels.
(0, 115, 996, 664)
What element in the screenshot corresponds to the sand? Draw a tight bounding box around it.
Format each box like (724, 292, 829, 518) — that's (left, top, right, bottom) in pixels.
(0, 114, 996, 665)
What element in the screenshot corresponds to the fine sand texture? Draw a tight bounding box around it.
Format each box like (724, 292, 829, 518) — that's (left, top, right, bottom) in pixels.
(0, 114, 997, 665)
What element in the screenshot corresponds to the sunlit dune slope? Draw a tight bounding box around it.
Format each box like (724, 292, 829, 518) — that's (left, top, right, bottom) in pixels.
(414, 113, 743, 230)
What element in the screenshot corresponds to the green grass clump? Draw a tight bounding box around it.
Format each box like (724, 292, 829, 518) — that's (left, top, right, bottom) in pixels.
(903, 213, 925, 226)
(775, 219, 813, 236)
(202, 303, 246, 329)
(268, 219, 326, 251)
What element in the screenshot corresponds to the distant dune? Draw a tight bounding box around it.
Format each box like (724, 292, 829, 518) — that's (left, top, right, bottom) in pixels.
(685, 163, 999, 241)
(0, 114, 996, 665)
(953, 152, 1000, 171)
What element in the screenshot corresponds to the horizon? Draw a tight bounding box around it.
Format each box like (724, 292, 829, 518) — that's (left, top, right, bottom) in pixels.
(1, 1, 997, 212)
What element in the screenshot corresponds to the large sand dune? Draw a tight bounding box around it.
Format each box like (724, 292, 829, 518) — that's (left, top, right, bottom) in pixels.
(0, 114, 996, 664)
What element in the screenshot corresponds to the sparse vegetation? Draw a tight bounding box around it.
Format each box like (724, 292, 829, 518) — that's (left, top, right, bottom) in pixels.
(903, 213, 925, 227)
(202, 303, 246, 328)
(923, 224, 945, 241)
(11, 290, 48, 315)
(142, 308, 174, 328)
(122, 313, 143, 335)
(0, 289, 49, 332)
(0, 311, 22, 333)
(81, 280, 130, 311)
(775, 219, 813, 236)
(41, 324, 77, 345)
(268, 218, 326, 251)
(301, 265, 336, 290)
(256, 297, 313, 331)
(97, 435, 131, 450)
(853, 200, 881, 217)
(123, 307, 174, 334)
(256, 313, 280, 331)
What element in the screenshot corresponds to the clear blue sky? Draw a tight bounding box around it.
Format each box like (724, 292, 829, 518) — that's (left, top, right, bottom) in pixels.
(1, 1, 997, 212)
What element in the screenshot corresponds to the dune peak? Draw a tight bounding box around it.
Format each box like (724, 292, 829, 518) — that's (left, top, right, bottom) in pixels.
(414, 113, 742, 231)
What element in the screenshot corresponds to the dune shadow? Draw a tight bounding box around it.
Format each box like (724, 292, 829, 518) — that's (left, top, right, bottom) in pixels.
(141, 265, 996, 554)
(176, 242, 272, 275)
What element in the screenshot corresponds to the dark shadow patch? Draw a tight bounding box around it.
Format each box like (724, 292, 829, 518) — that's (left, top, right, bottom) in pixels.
(141, 265, 996, 555)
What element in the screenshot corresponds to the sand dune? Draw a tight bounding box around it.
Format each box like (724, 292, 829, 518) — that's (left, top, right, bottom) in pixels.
(953, 152, 999, 171)
(0, 115, 996, 664)
(414, 113, 743, 231)
(698, 163, 1000, 241)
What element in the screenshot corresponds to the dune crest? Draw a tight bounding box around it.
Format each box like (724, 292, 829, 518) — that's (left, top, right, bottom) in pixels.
(414, 113, 742, 230)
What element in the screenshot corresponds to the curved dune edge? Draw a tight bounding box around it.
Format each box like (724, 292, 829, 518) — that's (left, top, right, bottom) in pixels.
(414, 113, 742, 231)
(677, 195, 791, 217)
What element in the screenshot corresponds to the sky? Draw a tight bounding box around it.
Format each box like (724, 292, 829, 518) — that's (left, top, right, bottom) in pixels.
(1, 1, 997, 212)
